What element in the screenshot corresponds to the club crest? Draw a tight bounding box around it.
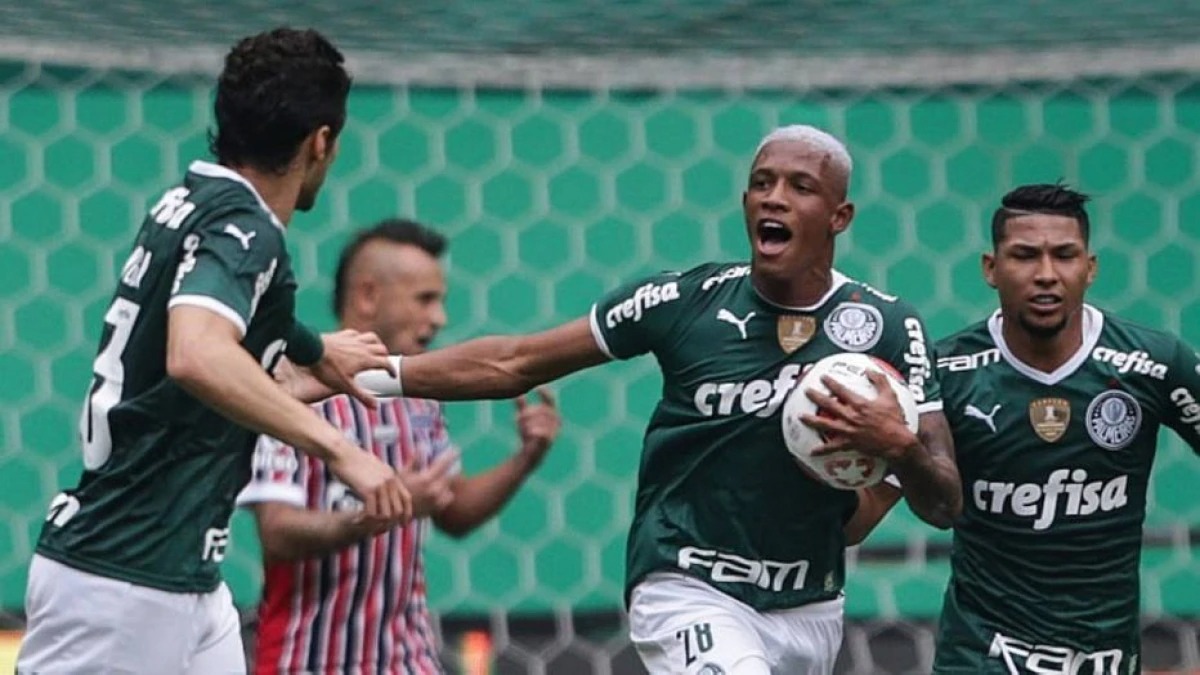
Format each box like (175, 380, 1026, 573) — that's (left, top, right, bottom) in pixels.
(1029, 397, 1071, 442)
(777, 315, 816, 353)
(1085, 390, 1141, 450)
(823, 302, 883, 352)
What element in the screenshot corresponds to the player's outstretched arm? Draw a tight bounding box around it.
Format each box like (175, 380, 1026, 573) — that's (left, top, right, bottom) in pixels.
(360, 317, 610, 400)
(434, 388, 561, 537)
(167, 305, 412, 524)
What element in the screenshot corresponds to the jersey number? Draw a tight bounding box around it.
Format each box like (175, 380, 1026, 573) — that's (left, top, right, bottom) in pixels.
(676, 622, 714, 667)
(80, 297, 140, 469)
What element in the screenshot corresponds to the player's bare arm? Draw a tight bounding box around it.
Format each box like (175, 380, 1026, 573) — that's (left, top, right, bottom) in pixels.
(252, 452, 456, 563)
(167, 305, 413, 524)
(365, 317, 609, 400)
(844, 482, 903, 546)
(434, 388, 561, 537)
(252, 502, 392, 563)
(803, 371, 962, 528)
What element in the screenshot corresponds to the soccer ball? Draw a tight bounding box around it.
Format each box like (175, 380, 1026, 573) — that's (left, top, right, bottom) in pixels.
(781, 352, 919, 490)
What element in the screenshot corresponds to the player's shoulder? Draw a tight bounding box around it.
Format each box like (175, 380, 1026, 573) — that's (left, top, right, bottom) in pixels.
(1096, 307, 1183, 355)
(935, 317, 993, 355)
(183, 161, 284, 238)
(834, 272, 923, 319)
(934, 317, 1001, 375)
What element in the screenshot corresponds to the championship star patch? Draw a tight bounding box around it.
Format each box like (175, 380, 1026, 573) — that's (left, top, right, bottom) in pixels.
(777, 315, 816, 353)
(1085, 390, 1142, 450)
(823, 302, 883, 352)
(1029, 397, 1070, 442)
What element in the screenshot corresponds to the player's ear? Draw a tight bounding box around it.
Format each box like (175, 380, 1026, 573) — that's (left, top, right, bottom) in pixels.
(982, 252, 997, 288)
(1085, 252, 1097, 288)
(831, 201, 854, 234)
(306, 125, 334, 166)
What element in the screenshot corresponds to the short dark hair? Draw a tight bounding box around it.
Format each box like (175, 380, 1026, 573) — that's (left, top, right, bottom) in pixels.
(208, 27, 351, 173)
(333, 219, 448, 318)
(991, 183, 1091, 248)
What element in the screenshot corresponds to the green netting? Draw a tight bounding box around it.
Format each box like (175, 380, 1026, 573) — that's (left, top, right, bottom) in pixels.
(2, 67, 1198, 618)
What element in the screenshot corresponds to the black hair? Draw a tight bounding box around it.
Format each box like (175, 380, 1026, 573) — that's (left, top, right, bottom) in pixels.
(333, 219, 448, 318)
(208, 27, 351, 173)
(991, 183, 1091, 248)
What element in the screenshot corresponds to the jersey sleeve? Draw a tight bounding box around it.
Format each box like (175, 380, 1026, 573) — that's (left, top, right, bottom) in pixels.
(589, 271, 685, 360)
(236, 435, 308, 508)
(1160, 338, 1200, 454)
(873, 302, 943, 414)
(167, 213, 285, 337)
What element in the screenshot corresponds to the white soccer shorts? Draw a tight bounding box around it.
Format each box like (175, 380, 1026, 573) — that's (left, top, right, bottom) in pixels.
(17, 554, 244, 674)
(629, 571, 843, 675)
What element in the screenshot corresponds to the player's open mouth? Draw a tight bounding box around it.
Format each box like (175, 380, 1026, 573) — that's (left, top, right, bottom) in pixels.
(755, 219, 792, 257)
(1028, 294, 1062, 313)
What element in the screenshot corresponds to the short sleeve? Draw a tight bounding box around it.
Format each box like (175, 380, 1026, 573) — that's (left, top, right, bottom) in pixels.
(168, 214, 285, 337)
(872, 303, 942, 414)
(236, 435, 308, 508)
(1160, 338, 1200, 455)
(589, 272, 685, 360)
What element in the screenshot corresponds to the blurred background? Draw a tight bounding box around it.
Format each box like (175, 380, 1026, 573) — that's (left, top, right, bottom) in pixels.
(1, 1, 1199, 672)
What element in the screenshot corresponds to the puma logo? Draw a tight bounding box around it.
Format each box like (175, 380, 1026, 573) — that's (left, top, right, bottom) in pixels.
(716, 308, 756, 340)
(223, 223, 256, 250)
(965, 403, 1001, 433)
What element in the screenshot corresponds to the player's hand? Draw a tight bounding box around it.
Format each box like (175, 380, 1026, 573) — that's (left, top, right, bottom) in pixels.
(311, 330, 396, 409)
(801, 370, 917, 463)
(327, 446, 413, 526)
(274, 357, 337, 403)
(398, 451, 459, 518)
(514, 387, 560, 470)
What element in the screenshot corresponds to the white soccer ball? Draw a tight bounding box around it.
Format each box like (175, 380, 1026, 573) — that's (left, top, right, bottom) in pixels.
(781, 352, 919, 490)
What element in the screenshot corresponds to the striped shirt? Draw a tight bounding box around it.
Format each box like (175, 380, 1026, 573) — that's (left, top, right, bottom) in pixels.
(237, 395, 458, 674)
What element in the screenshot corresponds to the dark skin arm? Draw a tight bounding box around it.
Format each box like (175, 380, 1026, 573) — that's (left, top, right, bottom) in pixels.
(401, 318, 610, 400)
(844, 482, 904, 545)
(805, 371, 962, 529)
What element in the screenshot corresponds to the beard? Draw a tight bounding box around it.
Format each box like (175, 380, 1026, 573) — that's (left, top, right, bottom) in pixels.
(1016, 311, 1069, 339)
(295, 185, 317, 212)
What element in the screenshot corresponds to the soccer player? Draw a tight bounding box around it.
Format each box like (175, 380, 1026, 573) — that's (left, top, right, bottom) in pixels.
(18, 29, 411, 674)
(351, 125, 962, 674)
(237, 219, 562, 674)
(931, 184, 1200, 673)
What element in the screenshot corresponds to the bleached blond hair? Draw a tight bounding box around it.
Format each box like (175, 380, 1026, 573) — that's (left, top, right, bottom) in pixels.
(754, 125, 853, 193)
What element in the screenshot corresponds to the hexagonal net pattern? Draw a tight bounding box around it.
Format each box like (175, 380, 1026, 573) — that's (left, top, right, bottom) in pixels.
(2, 62, 1200, 672)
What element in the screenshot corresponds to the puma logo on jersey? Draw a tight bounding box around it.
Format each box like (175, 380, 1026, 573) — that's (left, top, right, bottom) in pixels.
(716, 308, 755, 339)
(223, 223, 257, 250)
(964, 403, 1001, 433)
(973, 468, 1128, 531)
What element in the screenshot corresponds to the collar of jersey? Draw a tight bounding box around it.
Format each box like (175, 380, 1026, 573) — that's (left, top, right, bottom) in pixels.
(750, 269, 850, 312)
(987, 304, 1104, 385)
(188, 160, 286, 232)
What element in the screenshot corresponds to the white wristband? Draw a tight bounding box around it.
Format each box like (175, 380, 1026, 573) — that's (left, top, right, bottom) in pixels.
(354, 355, 404, 397)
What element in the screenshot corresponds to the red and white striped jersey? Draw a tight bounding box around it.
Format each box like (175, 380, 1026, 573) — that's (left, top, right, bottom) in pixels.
(237, 394, 459, 675)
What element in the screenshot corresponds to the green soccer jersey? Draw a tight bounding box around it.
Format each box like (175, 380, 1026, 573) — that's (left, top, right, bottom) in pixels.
(591, 262, 942, 611)
(37, 161, 299, 593)
(933, 305, 1200, 674)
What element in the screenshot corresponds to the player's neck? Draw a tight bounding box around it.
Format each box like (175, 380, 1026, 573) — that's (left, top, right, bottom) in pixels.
(1001, 313, 1085, 373)
(231, 165, 302, 226)
(751, 266, 833, 308)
